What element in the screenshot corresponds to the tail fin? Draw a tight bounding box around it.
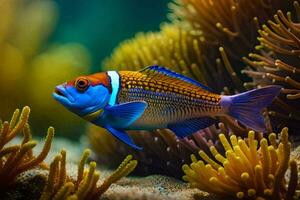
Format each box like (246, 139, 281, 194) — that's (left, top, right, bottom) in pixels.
(221, 86, 282, 132)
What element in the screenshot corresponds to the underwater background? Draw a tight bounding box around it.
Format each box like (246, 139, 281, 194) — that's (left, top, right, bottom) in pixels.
(0, 0, 300, 199)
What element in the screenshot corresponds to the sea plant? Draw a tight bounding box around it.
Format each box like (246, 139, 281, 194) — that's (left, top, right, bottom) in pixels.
(243, 3, 300, 134)
(40, 149, 137, 200)
(0, 106, 54, 190)
(169, 0, 294, 70)
(0, 106, 137, 199)
(182, 127, 299, 199)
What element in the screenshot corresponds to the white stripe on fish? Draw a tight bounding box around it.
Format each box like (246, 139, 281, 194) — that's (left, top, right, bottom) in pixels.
(107, 71, 120, 106)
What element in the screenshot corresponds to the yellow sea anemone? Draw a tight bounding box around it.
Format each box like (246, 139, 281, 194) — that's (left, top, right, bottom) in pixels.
(182, 127, 299, 199)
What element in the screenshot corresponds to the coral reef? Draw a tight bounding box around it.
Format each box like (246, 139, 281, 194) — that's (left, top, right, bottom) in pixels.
(0, 107, 138, 199)
(0, 0, 91, 136)
(3, 131, 300, 200)
(87, 121, 247, 178)
(40, 150, 137, 200)
(243, 3, 300, 134)
(169, 0, 294, 71)
(5, 161, 211, 200)
(0, 106, 54, 190)
(182, 127, 299, 199)
(1, 1, 300, 199)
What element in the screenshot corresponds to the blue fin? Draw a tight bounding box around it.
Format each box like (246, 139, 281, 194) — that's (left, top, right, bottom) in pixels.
(222, 85, 282, 132)
(140, 66, 213, 92)
(105, 101, 148, 128)
(168, 117, 217, 138)
(106, 125, 143, 150)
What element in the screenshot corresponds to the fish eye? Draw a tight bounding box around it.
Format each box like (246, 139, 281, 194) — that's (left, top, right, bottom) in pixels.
(75, 77, 90, 92)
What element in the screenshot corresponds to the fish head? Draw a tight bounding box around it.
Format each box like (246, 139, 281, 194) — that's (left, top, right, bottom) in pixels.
(53, 72, 111, 116)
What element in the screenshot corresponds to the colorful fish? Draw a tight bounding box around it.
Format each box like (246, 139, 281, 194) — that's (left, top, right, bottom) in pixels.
(53, 66, 281, 150)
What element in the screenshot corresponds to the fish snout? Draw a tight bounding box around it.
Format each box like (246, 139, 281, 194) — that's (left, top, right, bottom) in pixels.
(53, 84, 75, 103)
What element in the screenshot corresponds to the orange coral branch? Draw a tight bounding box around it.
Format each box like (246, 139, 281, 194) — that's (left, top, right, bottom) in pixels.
(40, 150, 137, 200)
(0, 106, 54, 189)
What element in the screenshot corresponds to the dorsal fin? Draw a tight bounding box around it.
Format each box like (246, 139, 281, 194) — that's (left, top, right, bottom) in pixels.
(140, 66, 213, 92)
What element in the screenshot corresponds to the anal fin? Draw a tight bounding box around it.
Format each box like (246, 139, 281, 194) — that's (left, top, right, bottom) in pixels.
(168, 117, 216, 138)
(106, 125, 143, 150)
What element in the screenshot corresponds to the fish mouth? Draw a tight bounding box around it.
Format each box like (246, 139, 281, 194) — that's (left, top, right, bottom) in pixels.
(54, 87, 66, 97)
(53, 85, 75, 104)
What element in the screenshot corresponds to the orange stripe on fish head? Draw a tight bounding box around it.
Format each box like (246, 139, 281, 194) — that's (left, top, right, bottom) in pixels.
(66, 72, 112, 93)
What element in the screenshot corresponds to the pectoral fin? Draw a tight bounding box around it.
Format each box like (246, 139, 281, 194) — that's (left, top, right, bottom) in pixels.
(106, 125, 143, 150)
(105, 101, 147, 128)
(168, 117, 217, 138)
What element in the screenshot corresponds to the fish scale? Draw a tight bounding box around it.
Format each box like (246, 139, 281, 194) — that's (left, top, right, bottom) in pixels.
(118, 71, 222, 128)
(119, 71, 221, 104)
